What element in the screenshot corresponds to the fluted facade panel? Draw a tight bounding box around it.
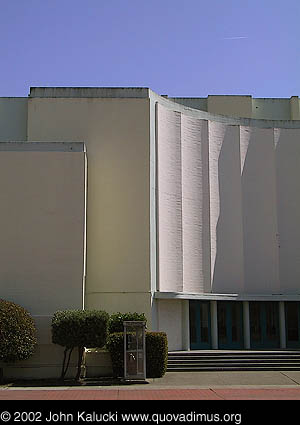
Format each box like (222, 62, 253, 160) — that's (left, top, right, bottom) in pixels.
(181, 116, 207, 292)
(157, 104, 183, 291)
(157, 102, 300, 296)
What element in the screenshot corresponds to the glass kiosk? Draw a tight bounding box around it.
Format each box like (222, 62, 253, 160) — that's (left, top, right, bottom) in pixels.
(123, 321, 146, 380)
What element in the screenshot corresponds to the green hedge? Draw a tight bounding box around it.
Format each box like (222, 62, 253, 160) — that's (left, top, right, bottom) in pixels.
(0, 299, 37, 363)
(106, 331, 168, 378)
(108, 312, 147, 334)
(145, 332, 168, 378)
(52, 309, 109, 380)
(52, 309, 109, 349)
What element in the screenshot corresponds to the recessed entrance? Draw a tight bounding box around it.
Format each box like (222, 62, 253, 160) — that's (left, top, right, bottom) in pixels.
(249, 302, 280, 349)
(217, 301, 244, 349)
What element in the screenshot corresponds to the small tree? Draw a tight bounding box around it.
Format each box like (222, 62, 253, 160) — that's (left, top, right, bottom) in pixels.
(0, 299, 37, 363)
(52, 309, 109, 380)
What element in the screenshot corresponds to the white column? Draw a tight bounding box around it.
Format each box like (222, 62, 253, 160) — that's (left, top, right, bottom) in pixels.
(243, 301, 251, 349)
(279, 301, 286, 349)
(210, 300, 218, 349)
(182, 300, 190, 350)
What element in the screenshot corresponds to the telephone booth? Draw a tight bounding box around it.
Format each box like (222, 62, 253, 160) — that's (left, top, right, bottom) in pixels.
(123, 321, 146, 380)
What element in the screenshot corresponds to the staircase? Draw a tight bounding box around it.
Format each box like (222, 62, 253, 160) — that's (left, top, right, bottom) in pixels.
(167, 350, 300, 372)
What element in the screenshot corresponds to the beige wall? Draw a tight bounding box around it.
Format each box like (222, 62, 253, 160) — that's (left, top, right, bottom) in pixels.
(208, 95, 252, 118)
(0, 144, 86, 378)
(27, 97, 152, 322)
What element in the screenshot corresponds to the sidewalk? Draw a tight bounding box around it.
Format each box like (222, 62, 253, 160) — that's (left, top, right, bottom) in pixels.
(1, 371, 300, 399)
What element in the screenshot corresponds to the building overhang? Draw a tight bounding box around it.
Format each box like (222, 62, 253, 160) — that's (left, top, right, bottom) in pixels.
(154, 291, 300, 302)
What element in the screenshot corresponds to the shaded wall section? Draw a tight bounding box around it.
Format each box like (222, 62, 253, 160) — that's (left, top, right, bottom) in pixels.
(275, 128, 300, 293)
(209, 123, 244, 293)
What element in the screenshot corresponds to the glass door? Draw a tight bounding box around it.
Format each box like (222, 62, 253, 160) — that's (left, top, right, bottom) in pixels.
(189, 301, 211, 349)
(218, 301, 244, 349)
(285, 302, 300, 348)
(250, 302, 279, 349)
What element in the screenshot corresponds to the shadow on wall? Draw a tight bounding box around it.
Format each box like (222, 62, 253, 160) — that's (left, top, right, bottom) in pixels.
(211, 126, 244, 294)
(211, 126, 291, 294)
(276, 129, 300, 293)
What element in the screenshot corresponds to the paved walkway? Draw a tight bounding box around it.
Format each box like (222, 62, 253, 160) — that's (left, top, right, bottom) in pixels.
(2, 371, 300, 399)
(2, 387, 300, 399)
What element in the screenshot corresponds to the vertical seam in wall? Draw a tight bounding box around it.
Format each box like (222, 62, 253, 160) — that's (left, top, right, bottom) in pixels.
(155, 102, 160, 292)
(179, 112, 183, 292)
(236, 125, 245, 294)
(204, 120, 212, 293)
(273, 128, 281, 292)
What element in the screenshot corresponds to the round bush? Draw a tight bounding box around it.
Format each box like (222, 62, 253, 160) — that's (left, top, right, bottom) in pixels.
(0, 299, 37, 363)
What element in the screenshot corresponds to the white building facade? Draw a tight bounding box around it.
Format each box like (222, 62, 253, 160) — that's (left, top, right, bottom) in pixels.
(1, 88, 300, 377)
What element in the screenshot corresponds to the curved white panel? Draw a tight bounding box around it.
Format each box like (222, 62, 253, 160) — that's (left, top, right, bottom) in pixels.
(156, 98, 300, 296)
(181, 116, 208, 293)
(157, 104, 183, 292)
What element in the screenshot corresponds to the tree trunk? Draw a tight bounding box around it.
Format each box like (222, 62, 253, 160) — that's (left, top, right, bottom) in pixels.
(75, 346, 84, 381)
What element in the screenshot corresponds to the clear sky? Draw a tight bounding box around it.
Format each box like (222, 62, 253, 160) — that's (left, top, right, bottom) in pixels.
(0, 0, 299, 98)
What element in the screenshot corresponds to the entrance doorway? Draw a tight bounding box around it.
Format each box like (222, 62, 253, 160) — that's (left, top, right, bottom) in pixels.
(189, 301, 211, 349)
(249, 302, 280, 349)
(217, 301, 244, 349)
(285, 302, 300, 348)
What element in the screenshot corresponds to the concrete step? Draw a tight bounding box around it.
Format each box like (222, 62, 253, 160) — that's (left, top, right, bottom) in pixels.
(167, 350, 300, 372)
(167, 366, 300, 372)
(168, 358, 300, 364)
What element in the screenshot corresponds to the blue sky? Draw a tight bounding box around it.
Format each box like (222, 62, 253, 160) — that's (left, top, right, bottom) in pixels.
(0, 0, 299, 97)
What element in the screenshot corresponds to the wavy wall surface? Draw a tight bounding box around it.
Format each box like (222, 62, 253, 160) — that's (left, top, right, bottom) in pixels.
(157, 103, 300, 295)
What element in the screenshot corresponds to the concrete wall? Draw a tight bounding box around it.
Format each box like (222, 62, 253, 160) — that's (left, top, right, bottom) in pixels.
(0, 143, 86, 378)
(0, 98, 27, 141)
(170, 95, 300, 120)
(27, 96, 152, 321)
(252, 98, 290, 120)
(157, 299, 183, 350)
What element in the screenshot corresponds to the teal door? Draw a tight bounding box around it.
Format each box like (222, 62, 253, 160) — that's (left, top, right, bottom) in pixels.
(250, 302, 280, 349)
(285, 302, 300, 348)
(218, 301, 244, 349)
(189, 301, 211, 349)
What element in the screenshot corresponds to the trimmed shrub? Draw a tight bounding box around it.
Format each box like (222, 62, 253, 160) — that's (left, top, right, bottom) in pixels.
(108, 312, 147, 334)
(145, 332, 168, 378)
(106, 331, 168, 378)
(106, 332, 124, 378)
(0, 299, 37, 363)
(52, 309, 109, 348)
(52, 309, 109, 379)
